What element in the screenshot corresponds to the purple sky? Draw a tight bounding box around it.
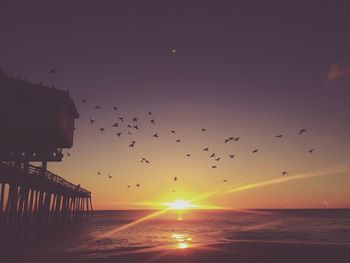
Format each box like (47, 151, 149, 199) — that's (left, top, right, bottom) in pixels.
(1, 1, 350, 209)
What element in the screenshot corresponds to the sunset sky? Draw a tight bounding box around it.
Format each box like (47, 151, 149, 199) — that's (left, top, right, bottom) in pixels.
(1, 1, 350, 210)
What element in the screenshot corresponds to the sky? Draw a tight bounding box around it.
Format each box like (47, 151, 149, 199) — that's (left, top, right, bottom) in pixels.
(1, 1, 350, 209)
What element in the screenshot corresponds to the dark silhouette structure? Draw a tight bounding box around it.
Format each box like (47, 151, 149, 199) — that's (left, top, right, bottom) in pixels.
(0, 71, 92, 233)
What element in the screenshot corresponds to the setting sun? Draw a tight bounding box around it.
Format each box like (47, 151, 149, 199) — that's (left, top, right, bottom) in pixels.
(166, 200, 196, 210)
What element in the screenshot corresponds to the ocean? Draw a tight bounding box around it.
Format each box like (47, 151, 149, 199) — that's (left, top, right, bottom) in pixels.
(1, 209, 350, 262)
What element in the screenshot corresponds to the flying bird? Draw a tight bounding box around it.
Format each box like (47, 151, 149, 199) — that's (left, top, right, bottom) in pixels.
(203, 147, 209, 151)
(133, 117, 138, 122)
(97, 172, 101, 175)
(82, 99, 86, 103)
(133, 125, 139, 130)
(176, 139, 181, 143)
(170, 130, 176, 134)
(215, 157, 221, 161)
(174, 176, 177, 181)
(282, 171, 288, 175)
(113, 106, 118, 111)
(150, 119, 156, 124)
(210, 153, 216, 158)
(201, 128, 206, 132)
(112, 123, 119, 128)
(234, 137, 240, 142)
(118, 117, 124, 122)
(222, 179, 227, 182)
(117, 132, 122, 137)
(212, 166, 217, 169)
(48, 68, 56, 74)
(229, 154, 235, 158)
(66, 153, 71, 157)
(128, 131, 132, 135)
(276, 134, 283, 138)
(308, 149, 314, 153)
(299, 129, 307, 135)
(186, 154, 191, 157)
(99, 128, 105, 132)
(136, 184, 140, 188)
(148, 112, 152, 115)
(89, 119, 95, 124)
(94, 106, 101, 110)
(153, 133, 159, 138)
(108, 175, 112, 179)
(127, 185, 131, 188)
(252, 149, 259, 153)
(127, 124, 132, 128)
(225, 139, 230, 143)
(129, 141, 135, 148)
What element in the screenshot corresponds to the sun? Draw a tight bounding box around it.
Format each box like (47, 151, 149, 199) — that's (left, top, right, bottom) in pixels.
(166, 200, 196, 210)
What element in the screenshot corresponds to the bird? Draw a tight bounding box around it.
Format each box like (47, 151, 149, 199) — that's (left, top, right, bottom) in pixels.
(215, 157, 221, 161)
(276, 134, 283, 138)
(145, 160, 150, 164)
(113, 106, 118, 111)
(97, 172, 101, 175)
(148, 112, 152, 116)
(201, 128, 206, 132)
(174, 176, 177, 181)
(282, 171, 288, 175)
(127, 124, 132, 128)
(129, 142, 135, 148)
(234, 137, 240, 142)
(108, 175, 112, 179)
(128, 131, 132, 135)
(150, 119, 156, 124)
(170, 130, 176, 134)
(99, 128, 105, 132)
(203, 147, 209, 151)
(127, 185, 131, 188)
(186, 154, 191, 157)
(308, 149, 314, 153)
(212, 166, 217, 169)
(133, 117, 138, 122)
(112, 123, 119, 128)
(222, 179, 227, 182)
(48, 68, 56, 74)
(136, 184, 140, 188)
(118, 117, 124, 122)
(299, 129, 307, 135)
(67, 153, 71, 157)
(210, 153, 216, 158)
(153, 133, 159, 138)
(94, 106, 101, 110)
(225, 139, 230, 143)
(133, 125, 139, 130)
(252, 149, 259, 153)
(176, 139, 181, 143)
(228, 137, 234, 141)
(229, 154, 235, 158)
(89, 119, 95, 124)
(82, 99, 86, 103)
(117, 132, 122, 137)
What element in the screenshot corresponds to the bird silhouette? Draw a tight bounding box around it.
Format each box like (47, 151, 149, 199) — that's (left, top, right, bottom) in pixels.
(117, 132, 122, 137)
(48, 68, 56, 74)
(127, 185, 131, 188)
(210, 153, 216, 158)
(215, 157, 221, 161)
(234, 137, 240, 142)
(203, 147, 209, 151)
(145, 160, 150, 164)
(133, 125, 139, 130)
(128, 131, 132, 135)
(127, 124, 132, 128)
(308, 149, 314, 153)
(113, 106, 118, 111)
(176, 139, 181, 143)
(252, 149, 259, 153)
(118, 117, 124, 122)
(170, 130, 176, 134)
(201, 128, 206, 132)
(153, 133, 159, 138)
(212, 166, 217, 169)
(108, 175, 112, 179)
(222, 179, 227, 182)
(82, 99, 86, 103)
(282, 171, 288, 175)
(99, 128, 105, 132)
(299, 129, 307, 135)
(186, 154, 191, 157)
(228, 137, 234, 141)
(112, 123, 119, 128)
(97, 172, 101, 175)
(150, 119, 156, 124)
(229, 154, 235, 158)
(133, 117, 138, 122)
(276, 134, 283, 138)
(174, 176, 177, 181)
(94, 106, 101, 110)
(148, 112, 152, 116)
(129, 141, 135, 147)
(136, 184, 140, 188)
(89, 119, 95, 124)
(67, 153, 71, 157)
(225, 139, 230, 143)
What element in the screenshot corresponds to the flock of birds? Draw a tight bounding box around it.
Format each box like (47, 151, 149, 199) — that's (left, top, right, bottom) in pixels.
(48, 68, 315, 190)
